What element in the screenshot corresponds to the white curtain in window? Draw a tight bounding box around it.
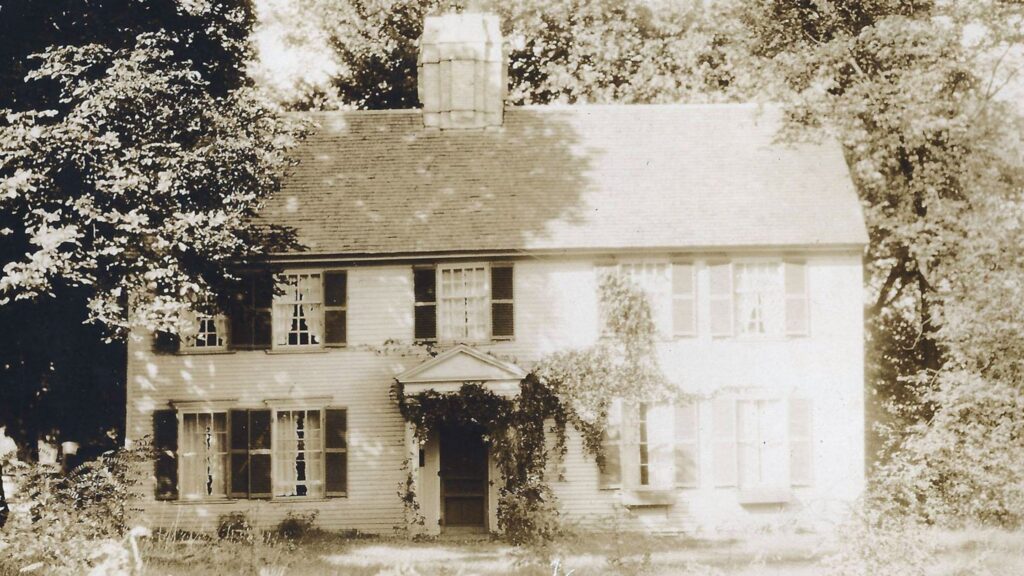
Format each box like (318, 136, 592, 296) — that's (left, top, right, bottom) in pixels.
(737, 400, 786, 489)
(274, 274, 323, 346)
(734, 263, 784, 335)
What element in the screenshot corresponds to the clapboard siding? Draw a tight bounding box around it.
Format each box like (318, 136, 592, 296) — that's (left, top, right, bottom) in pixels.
(127, 251, 864, 534)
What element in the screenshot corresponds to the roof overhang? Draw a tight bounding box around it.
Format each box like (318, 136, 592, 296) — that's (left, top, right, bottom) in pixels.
(395, 344, 527, 397)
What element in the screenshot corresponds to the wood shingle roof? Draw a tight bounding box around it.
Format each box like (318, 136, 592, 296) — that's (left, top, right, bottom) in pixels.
(262, 103, 868, 257)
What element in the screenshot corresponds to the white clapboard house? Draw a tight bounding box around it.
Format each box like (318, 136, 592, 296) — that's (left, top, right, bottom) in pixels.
(125, 13, 868, 535)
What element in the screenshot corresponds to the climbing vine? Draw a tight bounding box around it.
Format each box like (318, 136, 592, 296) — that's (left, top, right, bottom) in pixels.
(396, 272, 685, 544)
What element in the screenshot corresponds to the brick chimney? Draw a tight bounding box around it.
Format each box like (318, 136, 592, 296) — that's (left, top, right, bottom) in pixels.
(417, 13, 506, 129)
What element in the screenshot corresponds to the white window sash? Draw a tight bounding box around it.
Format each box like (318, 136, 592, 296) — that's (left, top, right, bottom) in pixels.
(178, 411, 229, 500)
(273, 272, 324, 348)
(272, 407, 326, 498)
(436, 263, 491, 343)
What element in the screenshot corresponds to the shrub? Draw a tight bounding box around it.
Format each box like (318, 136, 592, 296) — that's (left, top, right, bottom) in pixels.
(217, 511, 254, 542)
(0, 443, 149, 575)
(820, 501, 935, 576)
(275, 511, 319, 541)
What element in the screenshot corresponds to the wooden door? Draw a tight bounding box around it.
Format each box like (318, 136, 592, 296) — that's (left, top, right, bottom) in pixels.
(440, 425, 487, 528)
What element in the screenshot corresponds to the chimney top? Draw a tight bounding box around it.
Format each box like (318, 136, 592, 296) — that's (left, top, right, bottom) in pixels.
(417, 13, 506, 130)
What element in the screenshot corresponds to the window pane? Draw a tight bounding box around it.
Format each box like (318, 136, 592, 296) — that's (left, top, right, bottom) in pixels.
(250, 453, 272, 495)
(230, 452, 249, 496)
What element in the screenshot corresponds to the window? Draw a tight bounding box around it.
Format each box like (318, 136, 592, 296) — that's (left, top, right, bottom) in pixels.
(600, 401, 676, 491)
(274, 409, 324, 497)
(414, 263, 514, 343)
(736, 399, 787, 489)
(711, 396, 814, 493)
(438, 264, 489, 342)
(710, 261, 809, 338)
(274, 273, 323, 347)
(179, 412, 228, 499)
(597, 261, 671, 338)
(734, 263, 784, 336)
(182, 307, 227, 351)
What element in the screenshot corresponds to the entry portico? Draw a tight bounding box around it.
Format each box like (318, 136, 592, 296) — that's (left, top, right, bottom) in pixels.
(395, 345, 527, 534)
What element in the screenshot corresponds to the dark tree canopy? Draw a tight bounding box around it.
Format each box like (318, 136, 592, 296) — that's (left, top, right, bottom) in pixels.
(0, 0, 299, 455)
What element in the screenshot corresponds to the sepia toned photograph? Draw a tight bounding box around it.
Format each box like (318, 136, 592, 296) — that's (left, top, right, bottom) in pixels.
(1, 0, 1022, 574)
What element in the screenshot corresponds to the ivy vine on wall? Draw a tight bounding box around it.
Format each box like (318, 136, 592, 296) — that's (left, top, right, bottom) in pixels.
(396, 272, 687, 544)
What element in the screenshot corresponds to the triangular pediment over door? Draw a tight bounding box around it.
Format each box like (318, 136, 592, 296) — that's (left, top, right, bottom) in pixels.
(396, 344, 527, 396)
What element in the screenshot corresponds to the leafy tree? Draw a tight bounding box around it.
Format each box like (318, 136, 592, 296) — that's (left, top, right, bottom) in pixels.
(741, 0, 1024, 523)
(0, 1, 300, 454)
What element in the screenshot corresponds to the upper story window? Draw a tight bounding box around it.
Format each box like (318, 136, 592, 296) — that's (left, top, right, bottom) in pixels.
(709, 260, 808, 338)
(274, 272, 323, 347)
(597, 260, 695, 339)
(414, 262, 514, 343)
(181, 303, 228, 352)
(270, 270, 347, 349)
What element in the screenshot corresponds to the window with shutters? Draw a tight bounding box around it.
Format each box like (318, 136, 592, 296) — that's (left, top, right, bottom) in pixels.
(273, 409, 324, 498)
(414, 263, 514, 343)
(601, 261, 672, 338)
(179, 412, 228, 499)
(600, 401, 676, 491)
(711, 395, 814, 498)
(708, 260, 809, 338)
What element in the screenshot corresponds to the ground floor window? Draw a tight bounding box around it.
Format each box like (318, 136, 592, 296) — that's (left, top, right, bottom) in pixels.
(274, 409, 324, 498)
(153, 405, 346, 501)
(179, 412, 228, 499)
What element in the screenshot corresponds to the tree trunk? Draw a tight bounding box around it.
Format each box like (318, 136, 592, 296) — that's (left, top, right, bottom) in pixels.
(0, 460, 8, 529)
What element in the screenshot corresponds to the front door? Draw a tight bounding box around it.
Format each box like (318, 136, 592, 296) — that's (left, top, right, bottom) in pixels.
(439, 425, 488, 529)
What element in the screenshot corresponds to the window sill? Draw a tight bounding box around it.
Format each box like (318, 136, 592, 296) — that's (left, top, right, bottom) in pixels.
(621, 489, 676, 507)
(264, 348, 331, 355)
(737, 487, 792, 505)
(175, 349, 235, 356)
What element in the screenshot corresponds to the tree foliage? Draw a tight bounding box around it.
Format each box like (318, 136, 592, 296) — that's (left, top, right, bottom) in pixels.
(0, 0, 301, 451)
(251, 0, 766, 109)
(741, 0, 1024, 525)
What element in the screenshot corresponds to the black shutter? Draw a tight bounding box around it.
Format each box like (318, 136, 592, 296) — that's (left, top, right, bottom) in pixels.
(253, 275, 273, 348)
(413, 267, 436, 341)
(491, 265, 514, 339)
(229, 410, 249, 498)
(229, 274, 273, 350)
(324, 271, 347, 346)
(152, 410, 178, 500)
(325, 409, 348, 497)
(153, 332, 180, 354)
(249, 409, 273, 498)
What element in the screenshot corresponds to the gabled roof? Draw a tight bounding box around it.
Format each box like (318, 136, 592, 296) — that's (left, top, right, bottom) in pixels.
(262, 104, 868, 257)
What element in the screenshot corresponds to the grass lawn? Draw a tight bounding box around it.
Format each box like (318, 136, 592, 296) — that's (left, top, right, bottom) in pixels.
(137, 529, 1024, 576)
